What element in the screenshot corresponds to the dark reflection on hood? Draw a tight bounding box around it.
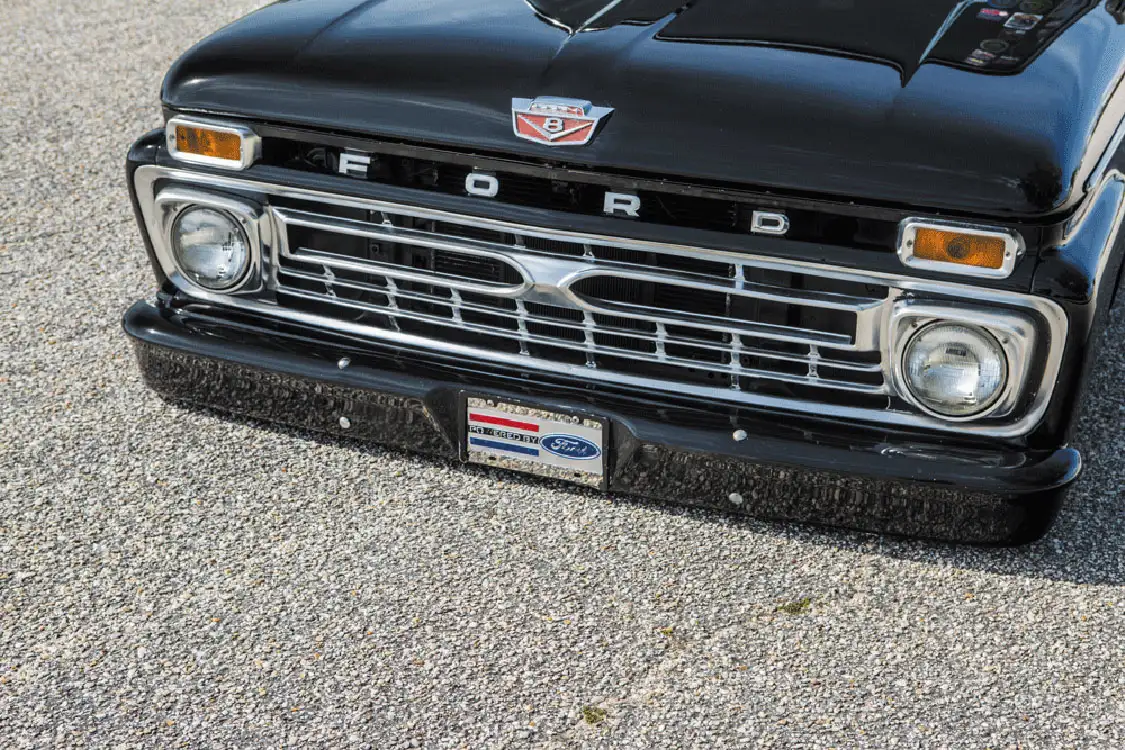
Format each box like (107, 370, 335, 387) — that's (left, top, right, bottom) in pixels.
(527, 0, 1100, 79)
(923, 0, 1099, 76)
(660, 0, 967, 73)
(659, 0, 1099, 79)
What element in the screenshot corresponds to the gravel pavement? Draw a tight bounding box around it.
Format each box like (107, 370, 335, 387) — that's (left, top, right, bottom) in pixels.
(1, 2, 1122, 748)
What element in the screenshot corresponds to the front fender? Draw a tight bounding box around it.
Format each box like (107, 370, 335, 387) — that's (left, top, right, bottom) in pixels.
(1032, 172, 1125, 442)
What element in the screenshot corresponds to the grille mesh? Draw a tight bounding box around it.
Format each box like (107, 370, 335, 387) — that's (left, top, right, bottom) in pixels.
(269, 201, 892, 407)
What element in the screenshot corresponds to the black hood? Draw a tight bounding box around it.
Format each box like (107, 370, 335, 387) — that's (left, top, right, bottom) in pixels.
(163, 0, 1125, 218)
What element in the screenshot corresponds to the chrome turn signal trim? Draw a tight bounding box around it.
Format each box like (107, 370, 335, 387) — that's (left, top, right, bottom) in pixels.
(166, 116, 262, 171)
(897, 218, 1024, 279)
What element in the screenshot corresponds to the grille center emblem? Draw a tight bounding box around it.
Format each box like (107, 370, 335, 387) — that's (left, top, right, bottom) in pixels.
(512, 97, 613, 146)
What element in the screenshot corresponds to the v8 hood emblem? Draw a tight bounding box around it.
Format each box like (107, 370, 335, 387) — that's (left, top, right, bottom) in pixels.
(512, 97, 614, 146)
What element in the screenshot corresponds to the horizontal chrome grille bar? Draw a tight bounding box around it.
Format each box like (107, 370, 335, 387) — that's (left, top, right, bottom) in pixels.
(274, 211, 875, 351)
(275, 266, 885, 373)
(559, 285, 856, 349)
(275, 208, 885, 321)
(574, 268, 884, 312)
(277, 286, 887, 394)
(274, 207, 531, 296)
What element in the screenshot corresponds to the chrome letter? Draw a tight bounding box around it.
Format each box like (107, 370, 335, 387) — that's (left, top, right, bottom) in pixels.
(751, 211, 790, 236)
(604, 192, 641, 218)
(338, 151, 371, 179)
(465, 172, 500, 198)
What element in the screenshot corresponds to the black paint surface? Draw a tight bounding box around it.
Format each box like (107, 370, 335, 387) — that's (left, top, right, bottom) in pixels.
(162, 0, 1125, 217)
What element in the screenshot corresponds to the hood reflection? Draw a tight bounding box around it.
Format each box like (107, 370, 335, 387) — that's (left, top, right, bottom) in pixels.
(525, 0, 685, 32)
(527, 0, 1100, 78)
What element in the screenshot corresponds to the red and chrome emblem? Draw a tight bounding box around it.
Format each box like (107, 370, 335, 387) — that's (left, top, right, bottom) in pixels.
(512, 97, 614, 146)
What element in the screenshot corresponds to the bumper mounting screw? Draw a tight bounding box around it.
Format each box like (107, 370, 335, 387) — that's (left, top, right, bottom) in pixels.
(339, 417, 352, 429)
(338, 357, 351, 370)
(732, 430, 748, 442)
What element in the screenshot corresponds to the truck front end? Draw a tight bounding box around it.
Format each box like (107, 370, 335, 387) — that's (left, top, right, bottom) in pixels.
(124, 0, 1125, 543)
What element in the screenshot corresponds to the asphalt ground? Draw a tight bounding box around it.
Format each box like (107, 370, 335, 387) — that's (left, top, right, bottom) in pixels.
(0, 2, 1122, 748)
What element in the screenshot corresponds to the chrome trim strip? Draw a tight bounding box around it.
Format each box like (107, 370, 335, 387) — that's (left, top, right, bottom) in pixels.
(559, 287, 855, 349)
(166, 116, 262, 172)
(918, 0, 975, 63)
(133, 165, 1069, 438)
(272, 207, 532, 296)
(1064, 170, 1125, 244)
(563, 267, 882, 312)
(278, 286, 886, 395)
(273, 267, 884, 373)
(579, 0, 628, 30)
(1086, 116, 1125, 194)
(897, 218, 1024, 279)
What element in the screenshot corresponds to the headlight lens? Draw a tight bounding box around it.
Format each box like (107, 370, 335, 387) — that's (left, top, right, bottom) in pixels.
(171, 207, 250, 290)
(902, 323, 1008, 417)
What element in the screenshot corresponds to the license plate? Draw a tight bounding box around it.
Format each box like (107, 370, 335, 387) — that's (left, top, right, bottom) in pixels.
(464, 397, 606, 488)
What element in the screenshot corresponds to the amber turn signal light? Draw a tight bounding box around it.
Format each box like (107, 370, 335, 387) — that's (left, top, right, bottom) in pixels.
(898, 220, 1022, 279)
(912, 228, 1007, 270)
(165, 117, 260, 170)
(174, 125, 242, 162)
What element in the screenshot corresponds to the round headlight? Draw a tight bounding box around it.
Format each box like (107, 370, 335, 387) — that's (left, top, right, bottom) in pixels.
(171, 207, 250, 290)
(902, 323, 1008, 418)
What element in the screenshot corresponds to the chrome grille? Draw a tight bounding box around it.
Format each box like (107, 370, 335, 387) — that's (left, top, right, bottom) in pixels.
(270, 204, 892, 402)
(132, 165, 1073, 438)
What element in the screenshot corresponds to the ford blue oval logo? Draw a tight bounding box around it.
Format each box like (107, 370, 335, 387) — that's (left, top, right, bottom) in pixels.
(540, 434, 602, 461)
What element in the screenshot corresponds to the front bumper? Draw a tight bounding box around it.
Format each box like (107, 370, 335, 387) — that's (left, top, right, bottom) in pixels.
(123, 298, 1081, 545)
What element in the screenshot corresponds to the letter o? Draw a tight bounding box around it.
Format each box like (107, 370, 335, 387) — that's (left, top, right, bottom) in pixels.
(466, 172, 500, 198)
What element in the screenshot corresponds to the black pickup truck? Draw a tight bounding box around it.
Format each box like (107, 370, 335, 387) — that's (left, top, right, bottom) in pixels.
(123, 0, 1125, 544)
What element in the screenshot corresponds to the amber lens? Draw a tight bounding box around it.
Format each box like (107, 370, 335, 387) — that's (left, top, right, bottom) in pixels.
(912, 228, 1007, 270)
(174, 125, 242, 162)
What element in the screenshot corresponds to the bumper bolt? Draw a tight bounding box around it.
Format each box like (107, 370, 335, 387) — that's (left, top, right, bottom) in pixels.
(339, 417, 352, 429)
(338, 357, 351, 370)
(729, 493, 744, 506)
(732, 430, 748, 442)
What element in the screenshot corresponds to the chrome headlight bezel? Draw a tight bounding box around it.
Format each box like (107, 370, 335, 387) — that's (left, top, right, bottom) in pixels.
(889, 301, 1039, 422)
(152, 187, 268, 297)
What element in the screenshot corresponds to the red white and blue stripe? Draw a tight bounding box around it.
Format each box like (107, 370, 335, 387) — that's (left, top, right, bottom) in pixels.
(467, 411, 542, 457)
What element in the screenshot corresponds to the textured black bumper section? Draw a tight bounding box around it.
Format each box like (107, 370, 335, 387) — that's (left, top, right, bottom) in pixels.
(124, 300, 1081, 545)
